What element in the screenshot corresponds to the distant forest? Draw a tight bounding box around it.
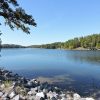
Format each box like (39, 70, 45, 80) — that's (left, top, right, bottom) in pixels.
(1, 44, 25, 48)
(30, 34, 100, 50)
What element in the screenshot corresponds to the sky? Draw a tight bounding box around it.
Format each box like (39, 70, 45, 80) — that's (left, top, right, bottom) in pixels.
(1, 0, 100, 46)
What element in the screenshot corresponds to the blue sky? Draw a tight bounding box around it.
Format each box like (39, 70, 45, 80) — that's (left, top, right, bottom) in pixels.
(1, 0, 100, 46)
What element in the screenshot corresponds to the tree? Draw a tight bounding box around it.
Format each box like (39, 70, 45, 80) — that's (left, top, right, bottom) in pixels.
(0, 0, 37, 34)
(96, 43, 100, 49)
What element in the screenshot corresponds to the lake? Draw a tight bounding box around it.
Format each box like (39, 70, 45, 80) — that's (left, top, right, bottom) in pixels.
(0, 48, 100, 96)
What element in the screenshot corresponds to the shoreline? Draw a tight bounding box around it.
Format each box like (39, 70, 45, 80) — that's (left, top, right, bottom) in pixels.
(0, 68, 96, 100)
(1, 47, 100, 51)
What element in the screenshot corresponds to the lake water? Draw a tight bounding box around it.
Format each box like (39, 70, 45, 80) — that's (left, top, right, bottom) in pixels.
(0, 48, 100, 96)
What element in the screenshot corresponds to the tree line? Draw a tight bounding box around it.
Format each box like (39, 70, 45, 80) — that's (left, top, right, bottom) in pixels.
(30, 34, 100, 50)
(1, 44, 25, 48)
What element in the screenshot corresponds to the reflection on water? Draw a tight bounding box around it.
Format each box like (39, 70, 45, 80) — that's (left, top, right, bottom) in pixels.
(0, 48, 100, 96)
(67, 50, 100, 64)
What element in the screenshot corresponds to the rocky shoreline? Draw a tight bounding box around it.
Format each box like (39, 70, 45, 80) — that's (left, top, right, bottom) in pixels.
(0, 68, 96, 100)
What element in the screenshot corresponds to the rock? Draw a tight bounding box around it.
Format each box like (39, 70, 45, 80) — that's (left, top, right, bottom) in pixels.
(52, 92, 58, 98)
(0, 92, 3, 97)
(60, 93, 66, 98)
(47, 91, 58, 99)
(29, 87, 38, 95)
(73, 93, 81, 100)
(43, 89, 48, 93)
(2, 93, 8, 98)
(20, 95, 26, 99)
(13, 82, 16, 86)
(27, 81, 33, 86)
(9, 91, 16, 99)
(40, 97, 45, 100)
(28, 91, 32, 95)
(36, 92, 45, 98)
(30, 79, 36, 82)
(1, 97, 8, 100)
(51, 97, 57, 100)
(47, 91, 54, 99)
(85, 97, 95, 100)
(27, 95, 35, 100)
(66, 94, 73, 100)
(1, 84, 5, 88)
(31, 87, 38, 92)
(35, 96, 41, 100)
(28, 89, 37, 95)
(12, 95, 20, 100)
(61, 97, 67, 100)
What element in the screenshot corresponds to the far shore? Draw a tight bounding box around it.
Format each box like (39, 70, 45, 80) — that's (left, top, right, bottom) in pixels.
(0, 47, 100, 51)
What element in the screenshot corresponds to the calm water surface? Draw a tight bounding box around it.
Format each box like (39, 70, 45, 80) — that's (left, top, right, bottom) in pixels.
(0, 48, 100, 96)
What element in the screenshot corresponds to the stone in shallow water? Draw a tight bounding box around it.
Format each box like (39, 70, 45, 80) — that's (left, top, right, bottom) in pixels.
(43, 88, 48, 93)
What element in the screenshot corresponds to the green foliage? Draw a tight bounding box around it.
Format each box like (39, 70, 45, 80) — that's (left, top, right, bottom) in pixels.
(96, 43, 100, 49)
(30, 34, 100, 50)
(30, 42, 64, 49)
(0, 0, 36, 34)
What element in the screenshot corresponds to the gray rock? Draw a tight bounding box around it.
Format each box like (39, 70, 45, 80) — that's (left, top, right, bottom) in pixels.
(43, 89, 48, 93)
(82, 98, 95, 100)
(61, 97, 67, 100)
(9, 91, 16, 99)
(51, 97, 57, 100)
(73, 93, 81, 100)
(40, 97, 45, 100)
(2, 93, 8, 98)
(0, 84, 5, 88)
(0, 92, 3, 97)
(36, 92, 45, 98)
(12, 95, 20, 100)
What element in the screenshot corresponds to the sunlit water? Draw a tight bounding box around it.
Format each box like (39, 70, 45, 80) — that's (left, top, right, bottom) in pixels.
(0, 48, 100, 96)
